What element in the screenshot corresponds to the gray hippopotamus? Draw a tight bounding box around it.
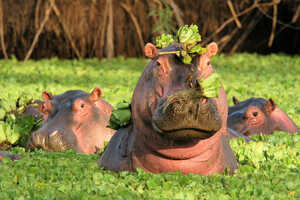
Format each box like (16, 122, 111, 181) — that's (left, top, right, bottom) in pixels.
(228, 96, 299, 137)
(98, 42, 238, 175)
(22, 100, 44, 122)
(0, 151, 20, 161)
(27, 88, 115, 154)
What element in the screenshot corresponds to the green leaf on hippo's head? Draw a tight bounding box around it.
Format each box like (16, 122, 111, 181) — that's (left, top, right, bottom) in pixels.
(154, 25, 207, 65)
(155, 33, 175, 49)
(182, 54, 192, 64)
(189, 44, 206, 55)
(197, 73, 221, 98)
(177, 24, 201, 45)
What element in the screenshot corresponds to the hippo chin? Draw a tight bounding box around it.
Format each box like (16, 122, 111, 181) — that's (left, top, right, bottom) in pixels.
(228, 96, 299, 137)
(98, 42, 238, 175)
(27, 88, 115, 154)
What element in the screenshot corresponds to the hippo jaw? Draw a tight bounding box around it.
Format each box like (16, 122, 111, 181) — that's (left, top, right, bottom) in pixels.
(152, 88, 222, 140)
(27, 127, 74, 152)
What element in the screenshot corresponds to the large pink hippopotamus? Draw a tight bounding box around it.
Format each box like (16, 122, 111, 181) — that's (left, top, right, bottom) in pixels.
(98, 42, 239, 175)
(228, 96, 299, 137)
(27, 88, 115, 154)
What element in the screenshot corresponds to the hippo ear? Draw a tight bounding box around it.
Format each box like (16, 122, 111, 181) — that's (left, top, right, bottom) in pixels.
(206, 42, 218, 58)
(265, 98, 276, 114)
(89, 88, 102, 102)
(232, 96, 240, 105)
(33, 100, 46, 113)
(42, 91, 53, 102)
(144, 43, 158, 59)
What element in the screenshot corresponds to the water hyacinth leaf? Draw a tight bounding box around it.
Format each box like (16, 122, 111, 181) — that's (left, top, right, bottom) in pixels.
(6, 126, 20, 144)
(197, 73, 221, 98)
(0, 100, 11, 112)
(199, 47, 207, 55)
(155, 34, 175, 49)
(155, 24, 206, 65)
(0, 122, 6, 144)
(0, 109, 5, 120)
(190, 44, 206, 54)
(182, 55, 192, 64)
(108, 101, 131, 130)
(111, 109, 131, 126)
(116, 102, 131, 110)
(18, 95, 32, 107)
(177, 25, 201, 44)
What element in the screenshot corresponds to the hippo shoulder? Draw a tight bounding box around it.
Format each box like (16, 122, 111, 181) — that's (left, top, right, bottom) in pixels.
(97, 127, 133, 172)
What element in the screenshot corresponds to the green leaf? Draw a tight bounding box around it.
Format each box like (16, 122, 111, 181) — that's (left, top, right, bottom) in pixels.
(116, 102, 131, 110)
(0, 121, 7, 143)
(177, 24, 201, 45)
(155, 33, 175, 49)
(182, 54, 192, 64)
(0, 109, 5, 120)
(108, 101, 131, 130)
(6, 126, 20, 144)
(197, 73, 221, 98)
(189, 44, 206, 55)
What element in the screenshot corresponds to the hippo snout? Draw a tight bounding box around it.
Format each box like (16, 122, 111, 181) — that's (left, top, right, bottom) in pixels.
(152, 89, 222, 139)
(27, 131, 50, 150)
(27, 130, 70, 151)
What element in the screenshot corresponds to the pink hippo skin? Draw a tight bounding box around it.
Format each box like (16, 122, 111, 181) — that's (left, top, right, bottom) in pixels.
(98, 42, 238, 175)
(228, 96, 299, 137)
(27, 88, 115, 154)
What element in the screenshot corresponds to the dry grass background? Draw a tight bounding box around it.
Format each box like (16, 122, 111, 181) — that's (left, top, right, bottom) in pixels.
(0, 0, 299, 60)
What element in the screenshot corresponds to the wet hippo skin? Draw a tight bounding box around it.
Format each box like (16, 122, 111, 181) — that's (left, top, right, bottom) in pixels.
(27, 88, 115, 154)
(98, 42, 238, 175)
(228, 96, 299, 137)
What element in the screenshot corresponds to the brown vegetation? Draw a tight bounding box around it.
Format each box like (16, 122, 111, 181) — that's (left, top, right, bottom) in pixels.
(0, 0, 299, 60)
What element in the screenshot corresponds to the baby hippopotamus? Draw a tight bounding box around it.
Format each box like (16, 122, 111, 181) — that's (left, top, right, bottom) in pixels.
(228, 96, 299, 137)
(98, 42, 238, 175)
(27, 88, 115, 154)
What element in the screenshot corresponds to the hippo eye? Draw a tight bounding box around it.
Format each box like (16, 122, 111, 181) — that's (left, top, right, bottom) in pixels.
(207, 61, 211, 65)
(156, 61, 161, 66)
(81, 104, 85, 108)
(252, 112, 258, 117)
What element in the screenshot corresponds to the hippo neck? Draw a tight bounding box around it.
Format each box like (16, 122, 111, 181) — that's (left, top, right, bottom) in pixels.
(131, 123, 237, 174)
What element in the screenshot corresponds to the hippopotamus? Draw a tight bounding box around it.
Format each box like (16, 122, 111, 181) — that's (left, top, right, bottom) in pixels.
(228, 96, 299, 137)
(98, 42, 238, 175)
(0, 151, 20, 161)
(27, 88, 115, 154)
(22, 100, 44, 122)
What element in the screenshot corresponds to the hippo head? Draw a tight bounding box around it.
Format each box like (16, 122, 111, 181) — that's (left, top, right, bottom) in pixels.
(228, 97, 299, 136)
(27, 88, 115, 154)
(132, 42, 226, 142)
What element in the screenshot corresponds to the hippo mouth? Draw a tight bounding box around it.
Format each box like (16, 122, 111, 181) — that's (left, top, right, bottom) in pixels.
(27, 129, 72, 151)
(152, 88, 222, 140)
(152, 121, 216, 139)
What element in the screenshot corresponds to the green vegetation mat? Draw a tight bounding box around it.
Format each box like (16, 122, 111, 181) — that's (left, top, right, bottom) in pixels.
(0, 54, 299, 199)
